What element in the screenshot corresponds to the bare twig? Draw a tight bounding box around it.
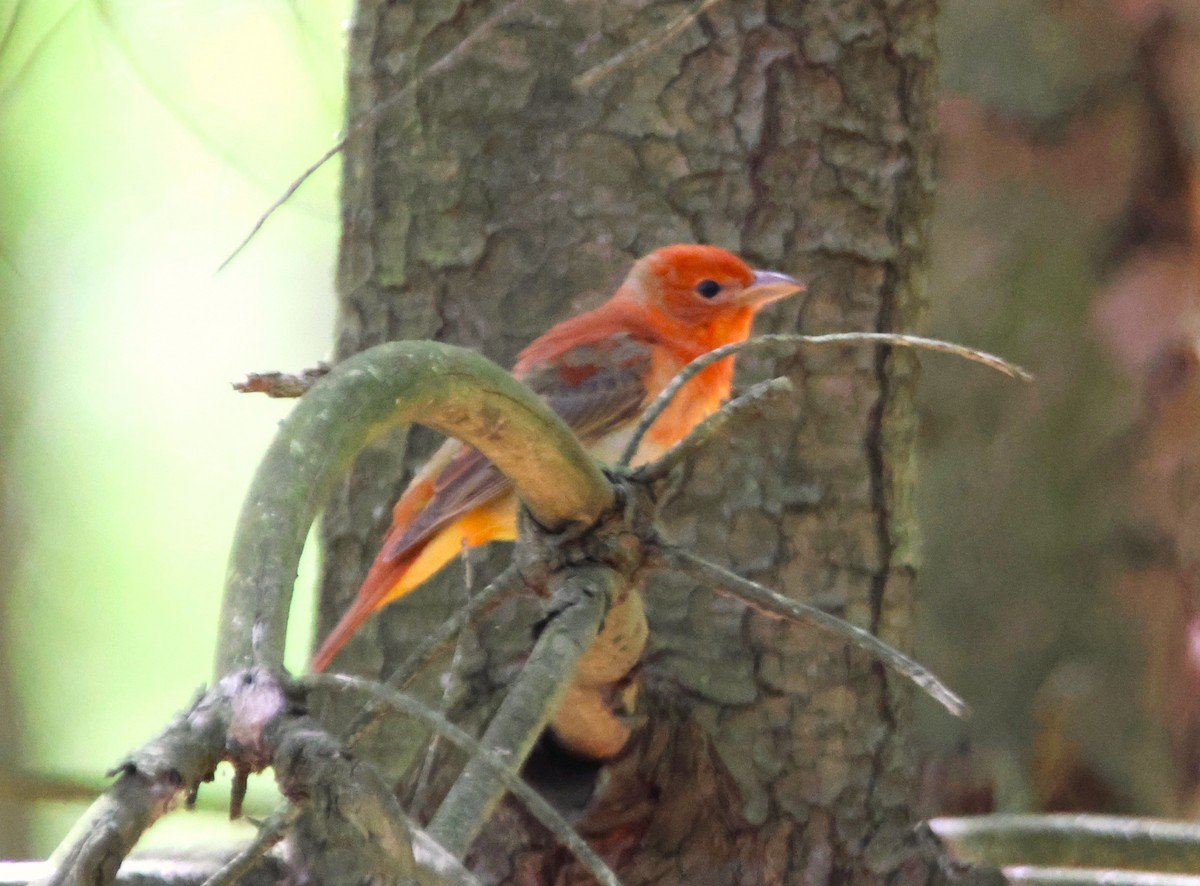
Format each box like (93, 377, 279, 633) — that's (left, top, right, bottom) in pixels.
(1002, 867, 1200, 886)
(658, 547, 968, 717)
(0, 768, 109, 804)
(632, 376, 794, 483)
(0, 854, 285, 886)
(412, 558, 477, 812)
(218, 0, 520, 271)
(307, 672, 621, 886)
(344, 563, 526, 748)
(409, 832, 482, 886)
(572, 0, 728, 90)
(619, 332, 1033, 468)
(426, 567, 615, 859)
(932, 815, 1200, 874)
(385, 563, 523, 693)
(197, 805, 298, 886)
(233, 364, 331, 398)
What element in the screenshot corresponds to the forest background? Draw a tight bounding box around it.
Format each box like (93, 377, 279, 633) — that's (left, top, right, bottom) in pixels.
(1, 0, 1197, 862)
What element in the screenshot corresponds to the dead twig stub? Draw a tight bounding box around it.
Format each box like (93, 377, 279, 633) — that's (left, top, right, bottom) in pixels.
(233, 363, 331, 398)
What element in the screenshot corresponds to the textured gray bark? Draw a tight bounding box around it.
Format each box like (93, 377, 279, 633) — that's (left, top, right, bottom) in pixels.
(322, 0, 964, 881)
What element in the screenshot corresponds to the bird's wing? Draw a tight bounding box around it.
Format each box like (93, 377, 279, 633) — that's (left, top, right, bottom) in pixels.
(381, 334, 653, 562)
(521, 334, 653, 441)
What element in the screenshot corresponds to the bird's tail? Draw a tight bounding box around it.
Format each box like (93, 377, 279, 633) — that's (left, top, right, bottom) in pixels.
(309, 489, 518, 672)
(309, 550, 420, 672)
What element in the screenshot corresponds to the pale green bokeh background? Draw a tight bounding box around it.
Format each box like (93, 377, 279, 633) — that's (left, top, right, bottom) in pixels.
(1, 0, 351, 855)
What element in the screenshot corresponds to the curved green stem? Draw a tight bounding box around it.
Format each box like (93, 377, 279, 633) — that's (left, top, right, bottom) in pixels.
(215, 341, 613, 678)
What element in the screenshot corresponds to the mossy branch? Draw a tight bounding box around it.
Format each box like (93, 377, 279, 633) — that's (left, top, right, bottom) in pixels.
(215, 341, 612, 677)
(194, 580, 621, 886)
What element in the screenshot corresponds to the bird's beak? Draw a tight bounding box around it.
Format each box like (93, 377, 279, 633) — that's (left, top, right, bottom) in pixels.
(741, 269, 805, 307)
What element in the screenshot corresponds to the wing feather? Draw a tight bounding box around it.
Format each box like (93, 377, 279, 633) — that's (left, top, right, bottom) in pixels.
(382, 334, 652, 561)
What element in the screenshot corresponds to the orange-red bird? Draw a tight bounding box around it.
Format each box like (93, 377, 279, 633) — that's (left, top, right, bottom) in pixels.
(311, 244, 802, 672)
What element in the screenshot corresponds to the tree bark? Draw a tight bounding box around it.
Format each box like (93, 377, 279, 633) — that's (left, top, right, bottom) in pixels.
(322, 0, 959, 881)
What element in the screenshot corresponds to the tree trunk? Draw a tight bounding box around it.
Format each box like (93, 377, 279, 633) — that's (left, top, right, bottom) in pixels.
(322, 0, 959, 881)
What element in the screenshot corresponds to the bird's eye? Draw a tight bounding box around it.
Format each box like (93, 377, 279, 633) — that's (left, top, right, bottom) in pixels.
(694, 279, 721, 299)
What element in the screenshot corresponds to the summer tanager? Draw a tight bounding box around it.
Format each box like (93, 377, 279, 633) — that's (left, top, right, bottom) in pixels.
(311, 244, 803, 672)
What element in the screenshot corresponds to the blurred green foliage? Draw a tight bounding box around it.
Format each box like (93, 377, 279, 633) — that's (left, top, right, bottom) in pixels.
(0, 0, 349, 856)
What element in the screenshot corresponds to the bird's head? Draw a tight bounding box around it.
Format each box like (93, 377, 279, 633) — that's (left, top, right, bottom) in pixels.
(626, 244, 803, 336)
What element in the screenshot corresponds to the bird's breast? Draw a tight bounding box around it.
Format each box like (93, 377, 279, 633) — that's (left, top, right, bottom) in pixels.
(638, 349, 733, 455)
